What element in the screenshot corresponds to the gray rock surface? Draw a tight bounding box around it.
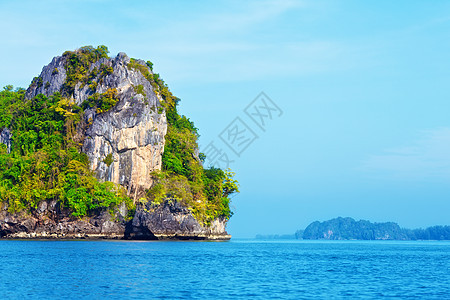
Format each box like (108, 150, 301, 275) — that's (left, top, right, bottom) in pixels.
(128, 200, 230, 240)
(0, 128, 11, 153)
(25, 55, 67, 99)
(0, 201, 126, 239)
(0, 198, 231, 240)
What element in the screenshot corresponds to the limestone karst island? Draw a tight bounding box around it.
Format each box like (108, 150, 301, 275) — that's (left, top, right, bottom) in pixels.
(0, 46, 239, 240)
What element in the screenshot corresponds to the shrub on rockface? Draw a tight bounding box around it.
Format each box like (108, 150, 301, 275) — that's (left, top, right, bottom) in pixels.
(81, 88, 119, 114)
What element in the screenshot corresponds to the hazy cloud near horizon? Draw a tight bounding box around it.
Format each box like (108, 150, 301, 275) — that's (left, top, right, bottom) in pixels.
(361, 127, 450, 181)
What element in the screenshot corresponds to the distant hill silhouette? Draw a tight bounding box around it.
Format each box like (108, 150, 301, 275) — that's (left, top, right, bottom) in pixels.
(297, 217, 450, 240)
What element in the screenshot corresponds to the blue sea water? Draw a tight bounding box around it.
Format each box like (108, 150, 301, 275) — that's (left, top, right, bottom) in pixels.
(0, 240, 449, 299)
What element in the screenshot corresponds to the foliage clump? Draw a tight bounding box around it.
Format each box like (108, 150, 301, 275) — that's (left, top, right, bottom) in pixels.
(100, 63, 113, 76)
(103, 153, 114, 167)
(30, 77, 43, 89)
(81, 88, 119, 114)
(61, 45, 110, 96)
(133, 84, 146, 97)
(0, 86, 131, 217)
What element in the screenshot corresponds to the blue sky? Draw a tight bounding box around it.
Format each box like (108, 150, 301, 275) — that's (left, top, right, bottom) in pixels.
(1, 0, 450, 237)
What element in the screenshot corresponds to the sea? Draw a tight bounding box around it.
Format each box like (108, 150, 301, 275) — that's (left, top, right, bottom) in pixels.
(0, 239, 449, 299)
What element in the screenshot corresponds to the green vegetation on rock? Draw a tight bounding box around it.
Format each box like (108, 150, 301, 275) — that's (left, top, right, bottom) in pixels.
(0, 86, 132, 217)
(81, 88, 119, 114)
(61, 45, 110, 96)
(102, 153, 114, 167)
(133, 84, 146, 97)
(128, 59, 239, 224)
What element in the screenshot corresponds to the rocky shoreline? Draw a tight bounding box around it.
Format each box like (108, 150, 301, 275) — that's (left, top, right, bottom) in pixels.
(0, 200, 231, 241)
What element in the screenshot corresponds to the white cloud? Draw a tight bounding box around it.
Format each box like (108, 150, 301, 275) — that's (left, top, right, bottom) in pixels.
(360, 128, 450, 180)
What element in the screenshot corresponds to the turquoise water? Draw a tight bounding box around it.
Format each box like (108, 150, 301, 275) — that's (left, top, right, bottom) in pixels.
(0, 240, 449, 299)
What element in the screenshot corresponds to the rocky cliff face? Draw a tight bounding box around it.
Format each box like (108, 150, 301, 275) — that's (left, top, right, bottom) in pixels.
(26, 52, 167, 200)
(0, 200, 229, 240)
(0, 201, 126, 239)
(129, 200, 230, 240)
(0, 47, 231, 240)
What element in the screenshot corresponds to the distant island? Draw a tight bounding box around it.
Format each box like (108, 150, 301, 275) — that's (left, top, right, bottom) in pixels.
(298, 217, 450, 240)
(256, 217, 450, 240)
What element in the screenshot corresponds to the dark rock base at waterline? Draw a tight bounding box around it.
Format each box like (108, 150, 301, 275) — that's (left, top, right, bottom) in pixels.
(0, 200, 231, 241)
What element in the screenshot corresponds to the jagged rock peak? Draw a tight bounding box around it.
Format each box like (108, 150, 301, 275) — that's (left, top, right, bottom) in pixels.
(25, 46, 168, 200)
